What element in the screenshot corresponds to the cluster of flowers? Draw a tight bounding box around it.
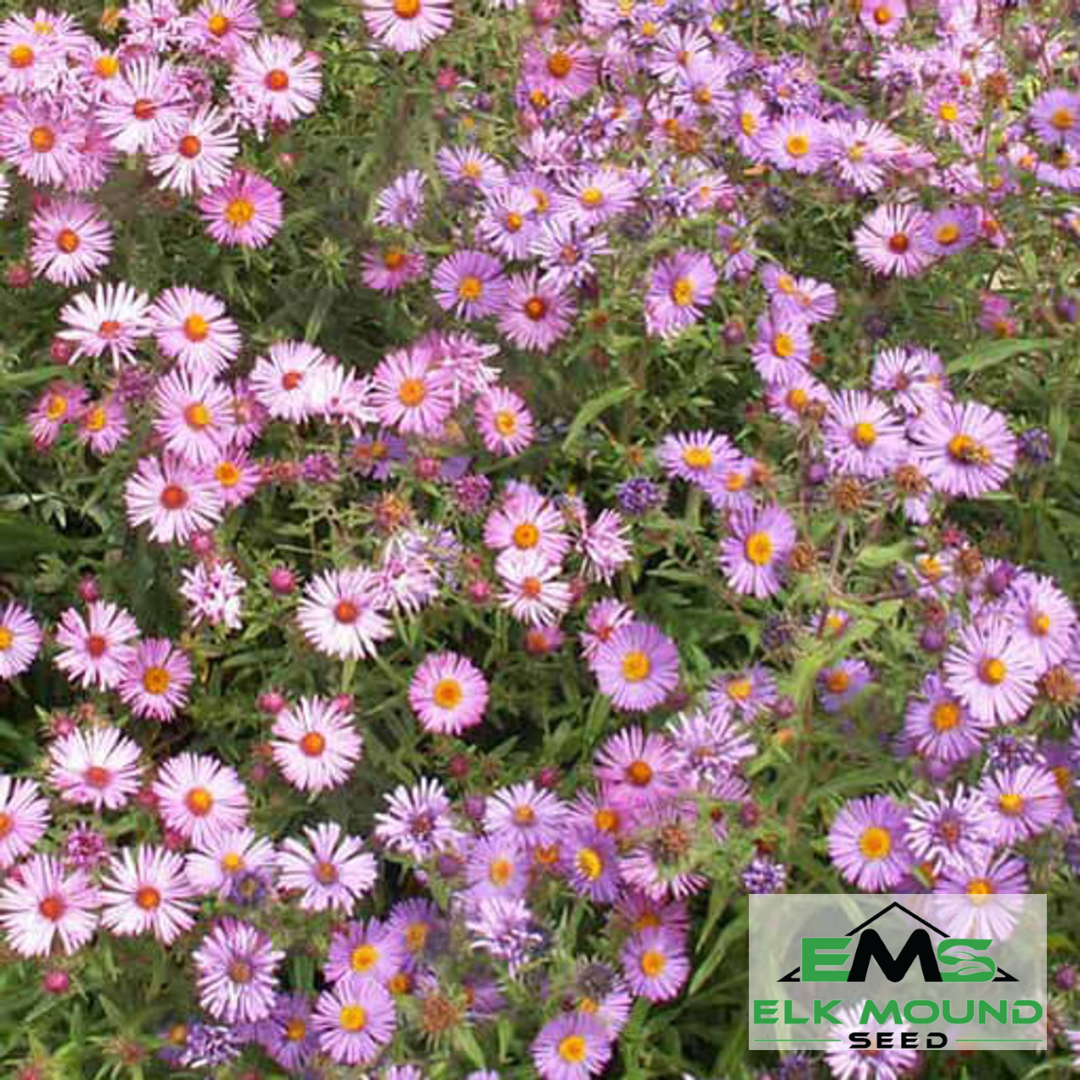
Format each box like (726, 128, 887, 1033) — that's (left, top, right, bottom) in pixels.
(0, 0, 321, 277)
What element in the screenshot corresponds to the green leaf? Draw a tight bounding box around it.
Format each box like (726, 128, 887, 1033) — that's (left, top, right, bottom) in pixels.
(946, 338, 1056, 375)
(561, 383, 634, 453)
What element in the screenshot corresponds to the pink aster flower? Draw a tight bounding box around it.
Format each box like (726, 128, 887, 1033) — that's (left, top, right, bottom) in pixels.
(763, 112, 828, 174)
(909, 400, 1017, 497)
(718, 505, 797, 599)
(326, 917, 405, 986)
(297, 567, 393, 660)
(277, 822, 377, 914)
(577, 509, 632, 584)
(854, 203, 935, 276)
(593, 622, 679, 713)
(250, 340, 330, 422)
(432, 250, 508, 321)
(360, 244, 426, 293)
(860, 0, 906, 36)
(362, 0, 453, 52)
(230, 35, 322, 133)
(153, 752, 250, 846)
(182, 0, 261, 57)
(0, 854, 99, 957)
(0, 601, 43, 681)
(27, 381, 86, 450)
(96, 58, 190, 154)
(497, 271, 576, 352)
(1005, 573, 1077, 672)
(149, 105, 239, 196)
(408, 652, 488, 735)
(199, 170, 283, 249)
(29, 198, 112, 286)
(496, 549, 572, 626)
(373, 778, 461, 861)
(373, 169, 426, 228)
(124, 455, 224, 545)
(476, 386, 535, 456)
(153, 370, 235, 466)
(531, 1012, 613, 1080)
(594, 726, 683, 809)
(553, 168, 638, 227)
(184, 826, 277, 898)
(118, 638, 193, 722)
(644, 249, 717, 340)
(823, 390, 906, 479)
(53, 601, 138, 691)
(1030, 89, 1080, 147)
(749, 311, 812, 385)
(485, 781, 568, 849)
(58, 281, 152, 366)
(906, 786, 994, 873)
(194, 918, 283, 1023)
(370, 346, 454, 435)
(271, 697, 363, 793)
(484, 487, 571, 565)
(100, 845, 196, 944)
(76, 396, 128, 455)
(620, 926, 689, 1002)
(903, 672, 988, 763)
(827, 794, 913, 891)
(0, 775, 50, 869)
(944, 618, 1039, 725)
(312, 978, 397, 1065)
(980, 764, 1064, 847)
(48, 726, 142, 811)
(150, 286, 242, 378)
(0, 100, 81, 187)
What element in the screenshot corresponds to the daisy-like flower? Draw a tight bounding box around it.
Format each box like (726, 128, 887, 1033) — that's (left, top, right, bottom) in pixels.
(312, 978, 397, 1066)
(53, 601, 138, 691)
(178, 561, 244, 630)
(531, 1012, 612, 1080)
(903, 672, 988, 763)
(980, 763, 1064, 846)
(656, 430, 738, 489)
(194, 918, 283, 1023)
(0, 601, 43, 681)
(277, 822, 377, 914)
(824, 1001, 917, 1080)
(437, 145, 507, 190)
(827, 794, 913, 891)
(124, 455, 224, 545)
(485, 781, 567, 849)
(250, 340, 329, 422)
(932, 851, 1028, 940)
(149, 286, 242, 378)
(100, 845, 196, 944)
(593, 621, 679, 712)
(0, 854, 99, 958)
(373, 778, 461, 861)
(58, 282, 152, 366)
(325, 918, 405, 985)
(77, 396, 128, 456)
(925, 204, 978, 258)
(818, 659, 873, 714)
(1006, 573, 1077, 672)
(620, 926, 689, 1002)
(554, 168, 638, 227)
(271, 697, 363, 794)
(644, 249, 717, 339)
(718, 505, 797, 599)
(185, 826, 277, 898)
(496, 549, 573, 626)
(477, 186, 538, 260)
(0, 15, 64, 95)
(258, 992, 319, 1072)
(199, 169, 283, 249)
(182, 0, 261, 56)
(485, 487, 571, 564)
(668, 706, 755, 788)
(362, 0, 453, 52)
(910, 400, 1017, 497)
(859, 0, 906, 36)
(563, 829, 621, 903)
(0, 775, 50, 869)
(148, 105, 239, 196)
(749, 311, 812, 385)
(370, 346, 454, 435)
(360, 244, 426, 293)
(476, 386, 535, 456)
(408, 652, 488, 735)
(230, 34, 322, 133)
(29, 198, 112, 286)
(594, 726, 683, 809)
(944, 618, 1039, 725)
(153, 752, 250, 846)
(0, 99, 80, 188)
(764, 112, 827, 174)
(431, 250, 508, 321)
(297, 567, 393, 660)
(153, 370, 235, 466)
(96, 58, 190, 154)
(48, 726, 142, 811)
(823, 390, 906, 479)
(709, 665, 778, 721)
(28, 380, 85, 450)
(1030, 89, 1080, 147)
(497, 271, 576, 352)
(373, 169, 426, 228)
(854, 203, 935, 276)
(906, 786, 994, 873)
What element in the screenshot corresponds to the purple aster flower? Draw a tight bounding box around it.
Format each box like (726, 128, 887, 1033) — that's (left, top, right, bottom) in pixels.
(905, 786, 994, 872)
(1030, 89, 1080, 147)
(823, 390, 906, 478)
(312, 978, 396, 1066)
(373, 778, 461, 862)
(193, 918, 283, 1023)
(980, 763, 1065, 846)
(903, 672, 989, 763)
(932, 851, 1028, 939)
(563, 829, 621, 903)
(593, 621, 680, 712)
(485, 781, 568, 849)
(1005, 573, 1077, 673)
(497, 271, 576, 352)
(824, 1000, 918, 1080)
(619, 925, 689, 1001)
(817, 659, 873, 713)
(718, 505, 797, 599)
(909, 400, 1018, 497)
(828, 795, 914, 891)
(431, 250, 508, 321)
(465, 896, 544, 976)
(750, 311, 812, 385)
(944, 618, 1039, 725)
(325, 918, 406, 986)
(531, 1012, 613, 1080)
(643, 249, 717, 339)
(854, 203, 935, 276)
(258, 992, 318, 1073)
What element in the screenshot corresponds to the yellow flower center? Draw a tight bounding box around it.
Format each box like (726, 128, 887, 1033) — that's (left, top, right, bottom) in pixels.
(980, 658, 1007, 685)
(998, 793, 1024, 816)
(682, 446, 712, 470)
(931, 701, 961, 731)
(621, 650, 651, 682)
(185, 403, 212, 429)
(785, 133, 810, 157)
(9, 44, 34, 68)
(773, 333, 795, 358)
(853, 422, 877, 447)
(559, 1035, 588, 1063)
(1051, 107, 1075, 131)
(626, 759, 653, 786)
(576, 848, 603, 880)
(457, 275, 483, 302)
(547, 51, 573, 78)
(488, 858, 513, 886)
(744, 531, 773, 566)
(859, 826, 891, 860)
(351, 944, 379, 972)
(393, 0, 420, 16)
(740, 111, 757, 135)
(185, 786, 214, 816)
(939, 102, 959, 122)
(494, 410, 517, 436)
(183, 314, 210, 342)
(670, 277, 695, 307)
(215, 462, 241, 487)
(285, 1019, 307, 1041)
(339, 1005, 367, 1032)
(727, 678, 752, 701)
(513, 522, 540, 549)
(299, 731, 326, 757)
(46, 394, 69, 421)
(224, 198, 255, 226)
(640, 949, 667, 977)
(136, 885, 161, 910)
(934, 223, 960, 245)
(398, 378, 426, 407)
(579, 187, 604, 207)
(433, 677, 463, 709)
(142, 666, 171, 694)
(1031, 612, 1051, 636)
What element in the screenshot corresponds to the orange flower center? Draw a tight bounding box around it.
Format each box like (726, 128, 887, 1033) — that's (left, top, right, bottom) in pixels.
(185, 786, 214, 816)
(57, 228, 80, 253)
(160, 484, 188, 510)
(178, 134, 202, 159)
(142, 666, 171, 695)
(264, 68, 289, 91)
(299, 731, 326, 757)
(136, 885, 162, 910)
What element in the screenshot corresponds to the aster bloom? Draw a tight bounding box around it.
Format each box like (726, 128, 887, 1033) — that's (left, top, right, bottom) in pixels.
(100, 845, 196, 944)
(824, 1000, 918, 1080)
(944, 618, 1039, 725)
(465, 895, 544, 973)
(373, 169, 426, 228)
(432, 249, 508, 321)
(250, 340, 329, 422)
(277, 822, 377, 913)
(96, 58, 190, 154)
(764, 112, 828, 174)
(980, 763, 1065, 846)
(179, 560, 246, 630)
(0, 601, 43, 681)
(485, 488, 570, 563)
(709, 665, 778, 721)
(577, 509, 632, 584)
(0, 99, 81, 188)
(48, 726, 142, 811)
(823, 390, 906, 478)
(0, 775, 50, 869)
(860, 0, 906, 35)
(855, 203, 935, 276)
(620, 926, 690, 1002)
(531, 1012, 613, 1080)
(465, 835, 529, 902)
(594, 726, 683, 808)
(718, 505, 797, 599)
(194, 918, 283, 1023)
(932, 852, 1028, 940)
(593, 622, 679, 713)
(118, 637, 193, 722)
(361, 244, 426, 293)
(668, 706, 755, 789)
(270, 697, 363, 793)
(644, 249, 717, 339)
(497, 271, 576, 352)
(363, 0, 453, 52)
(153, 752, 250, 846)
(1006, 573, 1077, 672)
(485, 781, 567, 849)
(199, 170, 283, 249)
(149, 105, 239, 196)
(910, 400, 1018, 497)
(29, 198, 112, 286)
(818, 659, 873, 713)
(0, 854, 99, 958)
(325, 918, 405, 985)
(749, 311, 813, 385)
(153, 370, 235, 466)
(903, 673, 988, 763)
(185, 826, 277, 898)
(27, 381, 86, 450)
(563, 827, 621, 903)
(77, 396, 128, 455)
(656, 430, 737, 489)
(58, 281, 152, 366)
(297, 567, 393, 660)
(905, 786, 994, 873)
(150, 287, 242, 377)
(828, 795, 914, 891)
(312, 978, 397, 1065)
(408, 651, 488, 735)
(230, 35, 321, 132)
(476, 386, 535, 456)
(373, 778, 461, 861)
(370, 346, 454, 435)
(554, 168, 638, 227)
(497, 549, 572, 626)
(53, 601, 138, 691)
(1031, 89, 1080, 147)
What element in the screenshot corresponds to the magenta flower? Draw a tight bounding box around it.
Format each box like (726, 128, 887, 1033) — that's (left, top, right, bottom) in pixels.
(498, 271, 576, 352)
(123, 455, 224, 546)
(312, 978, 396, 1065)
(229, 35, 322, 133)
(152, 752, 250, 846)
(118, 638, 194, 722)
(827, 795, 913, 891)
(854, 203, 935, 276)
(277, 822, 377, 913)
(54, 601, 139, 691)
(29, 198, 112, 286)
(910, 400, 1018, 497)
(0, 854, 99, 957)
(620, 925, 690, 1002)
(0, 601, 43, 681)
(270, 697, 363, 794)
(193, 918, 284, 1023)
(644, 250, 717, 339)
(408, 652, 489, 735)
(0, 775, 50, 869)
(718, 505, 796, 599)
(593, 621, 679, 712)
(944, 618, 1039, 725)
(980, 764, 1065, 846)
(58, 281, 152, 367)
(48, 726, 142, 811)
(100, 845, 196, 945)
(823, 390, 906, 479)
(531, 1012, 613, 1080)
(432, 250, 508, 321)
(297, 567, 393, 660)
(199, 170, 283, 249)
(363, 0, 453, 52)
